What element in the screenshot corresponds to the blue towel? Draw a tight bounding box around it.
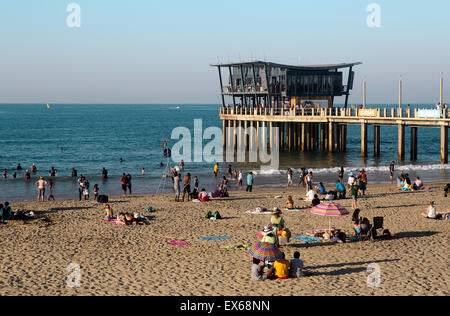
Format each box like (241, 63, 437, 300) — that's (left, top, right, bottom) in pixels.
(201, 236, 231, 241)
(293, 236, 320, 242)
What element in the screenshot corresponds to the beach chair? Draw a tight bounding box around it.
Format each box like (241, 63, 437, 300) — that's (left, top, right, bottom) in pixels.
(358, 220, 373, 241)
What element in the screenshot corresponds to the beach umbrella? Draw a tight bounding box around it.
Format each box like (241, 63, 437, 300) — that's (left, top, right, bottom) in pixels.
(248, 242, 283, 262)
(310, 202, 349, 232)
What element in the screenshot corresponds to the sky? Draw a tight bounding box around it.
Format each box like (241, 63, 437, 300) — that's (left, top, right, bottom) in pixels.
(0, 0, 448, 104)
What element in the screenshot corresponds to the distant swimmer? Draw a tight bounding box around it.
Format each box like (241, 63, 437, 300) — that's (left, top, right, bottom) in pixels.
(24, 170, 31, 180)
(160, 162, 164, 167)
(120, 158, 123, 163)
(30, 164, 37, 173)
(12, 172, 17, 179)
(102, 167, 108, 179)
(49, 167, 57, 177)
(2, 169, 7, 179)
(17, 163, 23, 170)
(141, 168, 146, 176)
(72, 168, 78, 177)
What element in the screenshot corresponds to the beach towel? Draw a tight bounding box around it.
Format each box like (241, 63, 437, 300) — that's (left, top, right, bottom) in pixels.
(200, 236, 231, 241)
(225, 244, 250, 250)
(293, 236, 321, 242)
(169, 239, 188, 246)
(101, 218, 125, 226)
(284, 208, 304, 212)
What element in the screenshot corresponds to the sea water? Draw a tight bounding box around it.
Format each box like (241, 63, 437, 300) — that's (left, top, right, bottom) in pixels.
(0, 104, 448, 201)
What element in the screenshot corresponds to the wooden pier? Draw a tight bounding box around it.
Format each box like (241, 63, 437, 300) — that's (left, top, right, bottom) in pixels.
(219, 106, 450, 163)
(212, 61, 448, 163)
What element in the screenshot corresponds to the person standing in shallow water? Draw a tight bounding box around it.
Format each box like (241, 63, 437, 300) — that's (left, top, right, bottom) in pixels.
(35, 176, 47, 202)
(102, 167, 108, 179)
(126, 173, 132, 196)
(120, 173, 127, 197)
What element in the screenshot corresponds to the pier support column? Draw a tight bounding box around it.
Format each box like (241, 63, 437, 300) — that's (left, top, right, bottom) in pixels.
(328, 122, 334, 153)
(334, 124, 340, 152)
(293, 123, 298, 151)
(256, 121, 260, 153)
(238, 120, 243, 150)
(441, 126, 448, 164)
(249, 121, 254, 152)
(361, 123, 368, 157)
(411, 127, 418, 161)
(244, 121, 249, 152)
(374, 125, 381, 157)
(268, 122, 272, 152)
(398, 124, 405, 161)
(301, 123, 306, 151)
(340, 124, 347, 152)
(306, 123, 311, 151)
(262, 122, 267, 153)
(320, 124, 326, 151)
(223, 120, 226, 150)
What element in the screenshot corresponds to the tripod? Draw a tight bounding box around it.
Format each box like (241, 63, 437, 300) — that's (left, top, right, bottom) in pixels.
(157, 157, 172, 194)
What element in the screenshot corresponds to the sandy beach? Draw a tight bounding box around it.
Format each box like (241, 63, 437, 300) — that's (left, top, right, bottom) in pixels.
(0, 182, 448, 296)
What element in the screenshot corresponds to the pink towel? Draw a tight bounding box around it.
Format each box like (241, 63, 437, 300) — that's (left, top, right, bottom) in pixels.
(169, 239, 188, 246)
(101, 218, 125, 226)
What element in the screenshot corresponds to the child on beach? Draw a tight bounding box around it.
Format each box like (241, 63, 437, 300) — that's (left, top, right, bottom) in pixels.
(93, 184, 99, 202)
(251, 258, 267, 281)
(286, 196, 294, 209)
(104, 204, 114, 220)
(47, 179, 55, 201)
(421, 202, 449, 220)
(289, 252, 304, 278)
(349, 179, 359, 209)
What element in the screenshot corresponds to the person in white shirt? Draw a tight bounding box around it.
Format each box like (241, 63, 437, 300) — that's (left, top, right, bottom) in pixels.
(347, 172, 356, 188)
(304, 189, 316, 201)
(422, 201, 449, 219)
(289, 251, 304, 278)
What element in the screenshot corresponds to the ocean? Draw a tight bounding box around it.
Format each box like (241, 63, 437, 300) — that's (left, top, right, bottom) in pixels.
(0, 103, 449, 201)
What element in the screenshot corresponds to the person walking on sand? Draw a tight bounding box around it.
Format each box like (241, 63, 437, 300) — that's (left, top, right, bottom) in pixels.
(182, 173, 191, 202)
(77, 175, 85, 201)
(389, 161, 395, 184)
(246, 172, 254, 192)
(120, 173, 127, 197)
(287, 168, 294, 187)
(213, 163, 219, 177)
(238, 170, 243, 186)
(173, 169, 181, 202)
(349, 179, 359, 209)
(35, 176, 47, 202)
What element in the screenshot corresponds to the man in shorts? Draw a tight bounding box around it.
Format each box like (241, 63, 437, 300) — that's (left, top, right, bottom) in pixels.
(120, 173, 127, 197)
(182, 173, 191, 202)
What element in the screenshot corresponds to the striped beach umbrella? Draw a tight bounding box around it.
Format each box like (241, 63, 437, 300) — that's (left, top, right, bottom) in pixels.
(248, 242, 283, 262)
(310, 202, 349, 231)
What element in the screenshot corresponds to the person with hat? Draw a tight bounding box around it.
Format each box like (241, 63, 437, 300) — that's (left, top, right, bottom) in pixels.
(347, 172, 356, 189)
(261, 224, 278, 245)
(271, 207, 286, 237)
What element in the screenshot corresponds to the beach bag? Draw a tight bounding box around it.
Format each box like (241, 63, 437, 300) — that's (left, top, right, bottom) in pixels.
(98, 195, 108, 203)
(147, 206, 153, 212)
(214, 211, 222, 220)
(205, 211, 212, 219)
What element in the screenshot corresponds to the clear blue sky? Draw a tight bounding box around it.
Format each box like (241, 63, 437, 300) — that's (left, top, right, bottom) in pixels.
(0, 0, 448, 104)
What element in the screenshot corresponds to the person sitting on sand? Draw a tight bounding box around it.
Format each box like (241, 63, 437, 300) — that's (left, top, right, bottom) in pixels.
(104, 204, 114, 220)
(117, 212, 126, 224)
(311, 194, 321, 207)
(413, 177, 424, 190)
(251, 258, 267, 281)
(316, 182, 327, 195)
(271, 208, 285, 233)
(2, 202, 12, 220)
(267, 252, 290, 280)
(261, 225, 278, 245)
(133, 212, 146, 224)
(352, 209, 361, 236)
(304, 189, 316, 201)
(289, 251, 304, 278)
(199, 188, 209, 202)
(286, 196, 294, 209)
(421, 201, 449, 220)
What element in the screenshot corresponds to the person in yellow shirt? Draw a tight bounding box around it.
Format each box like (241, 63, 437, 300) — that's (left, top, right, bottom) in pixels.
(268, 252, 290, 279)
(213, 163, 219, 178)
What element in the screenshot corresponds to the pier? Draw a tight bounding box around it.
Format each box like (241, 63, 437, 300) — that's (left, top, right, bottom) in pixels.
(212, 61, 449, 163)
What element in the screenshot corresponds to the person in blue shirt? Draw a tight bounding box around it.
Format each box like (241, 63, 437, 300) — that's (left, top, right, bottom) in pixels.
(336, 181, 346, 199)
(246, 172, 254, 192)
(317, 182, 327, 195)
(2, 202, 12, 219)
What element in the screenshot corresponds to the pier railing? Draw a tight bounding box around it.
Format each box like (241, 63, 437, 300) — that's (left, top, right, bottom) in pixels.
(220, 106, 450, 121)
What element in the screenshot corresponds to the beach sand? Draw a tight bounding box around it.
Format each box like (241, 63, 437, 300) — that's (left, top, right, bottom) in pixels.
(0, 182, 448, 296)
